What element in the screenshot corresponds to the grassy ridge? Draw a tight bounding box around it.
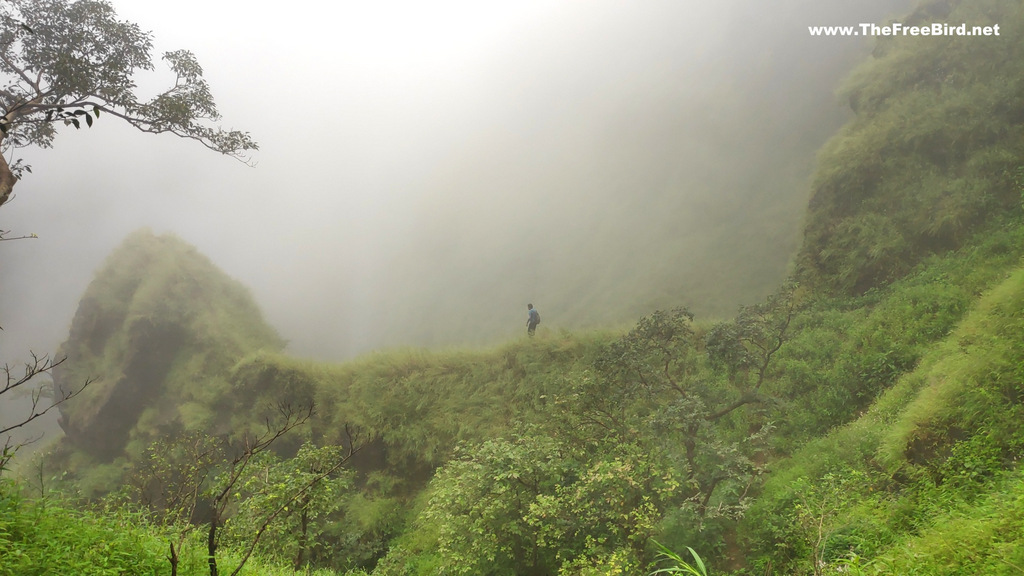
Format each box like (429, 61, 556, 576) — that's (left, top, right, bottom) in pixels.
(227, 329, 617, 471)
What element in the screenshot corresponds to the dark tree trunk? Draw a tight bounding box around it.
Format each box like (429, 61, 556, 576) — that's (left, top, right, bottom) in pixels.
(169, 541, 179, 576)
(294, 507, 309, 569)
(208, 513, 219, 576)
(0, 149, 16, 208)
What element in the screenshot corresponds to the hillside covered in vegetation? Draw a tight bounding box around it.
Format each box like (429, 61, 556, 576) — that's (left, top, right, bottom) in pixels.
(3, 0, 1024, 574)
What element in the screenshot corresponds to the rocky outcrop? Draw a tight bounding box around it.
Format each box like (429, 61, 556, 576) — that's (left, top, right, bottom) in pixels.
(53, 229, 284, 462)
(58, 319, 187, 460)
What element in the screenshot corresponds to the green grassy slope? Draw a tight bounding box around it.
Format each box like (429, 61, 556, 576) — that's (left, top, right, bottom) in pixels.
(797, 0, 1024, 295)
(736, 0, 1024, 572)
(744, 254, 1024, 575)
(0, 481, 341, 576)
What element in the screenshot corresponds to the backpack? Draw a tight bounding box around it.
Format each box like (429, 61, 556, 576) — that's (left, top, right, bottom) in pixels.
(534, 311, 541, 324)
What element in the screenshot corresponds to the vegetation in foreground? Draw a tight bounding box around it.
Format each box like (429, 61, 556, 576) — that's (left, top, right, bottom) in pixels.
(3, 0, 1024, 574)
(9, 212, 1024, 576)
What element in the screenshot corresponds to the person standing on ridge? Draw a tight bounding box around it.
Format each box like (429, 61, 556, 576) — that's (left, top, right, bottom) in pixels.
(527, 303, 540, 337)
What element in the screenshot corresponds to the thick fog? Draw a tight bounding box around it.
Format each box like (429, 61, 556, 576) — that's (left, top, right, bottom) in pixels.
(0, 0, 912, 361)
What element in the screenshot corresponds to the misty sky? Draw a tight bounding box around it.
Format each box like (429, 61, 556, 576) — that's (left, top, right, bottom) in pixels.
(0, 0, 912, 361)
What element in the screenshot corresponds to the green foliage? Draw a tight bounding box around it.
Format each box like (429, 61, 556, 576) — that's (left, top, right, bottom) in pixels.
(649, 541, 708, 576)
(300, 330, 613, 472)
(0, 0, 257, 161)
(530, 442, 681, 570)
(745, 258, 1024, 575)
(767, 218, 1024, 446)
(115, 406, 346, 576)
(417, 434, 572, 575)
(381, 432, 681, 576)
(790, 469, 873, 573)
(124, 431, 223, 527)
(0, 479, 170, 575)
(706, 283, 798, 390)
(558, 548, 641, 576)
(224, 442, 353, 570)
(857, 470, 1024, 575)
(45, 250, 621, 571)
(570, 297, 791, 529)
(370, 295, 796, 574)
(328, 487, 407, 571)
(876, 265, 1024, 474)
(0, 478, 350, 576)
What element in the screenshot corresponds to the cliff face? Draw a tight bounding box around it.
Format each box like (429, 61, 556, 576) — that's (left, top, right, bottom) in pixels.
(795, 0, 1024, 295)
(54, 229, 284, 461)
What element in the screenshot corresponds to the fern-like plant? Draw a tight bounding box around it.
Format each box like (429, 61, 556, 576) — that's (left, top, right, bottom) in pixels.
(649, 541, 708, 576)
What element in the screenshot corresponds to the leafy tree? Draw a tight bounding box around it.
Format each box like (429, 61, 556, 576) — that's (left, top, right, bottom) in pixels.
(0, 0, 257, 208)
(225, 441, 356, 571)
(122, 429, 224, 573)
(704, 282, 799, 414)
(789, 470, 870, 576)
(579, 304, 781, 520)
(547, 289, 798, 559)
(126, 431, 223, 527)
(413, 433, 680, 576)
(527, 441, 682, 571)
(202, 402, 316, 576)
(420, 434, 573, 576)
(120, 403, 361, 576)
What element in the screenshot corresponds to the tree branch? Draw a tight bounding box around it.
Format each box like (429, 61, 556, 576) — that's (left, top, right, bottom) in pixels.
(0, 354, 92, 436)
(0, 228, 37, 241)
(228, 426, 364, 576)
(705, 390, 763, 422)
(0, 53, 40, 95)
(0, 353, 92, 474)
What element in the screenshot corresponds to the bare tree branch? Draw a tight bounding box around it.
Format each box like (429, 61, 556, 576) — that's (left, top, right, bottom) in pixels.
(0, 228, 37, 241)
(0, 353, 89, 436)
(0, 353, 92, 473)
